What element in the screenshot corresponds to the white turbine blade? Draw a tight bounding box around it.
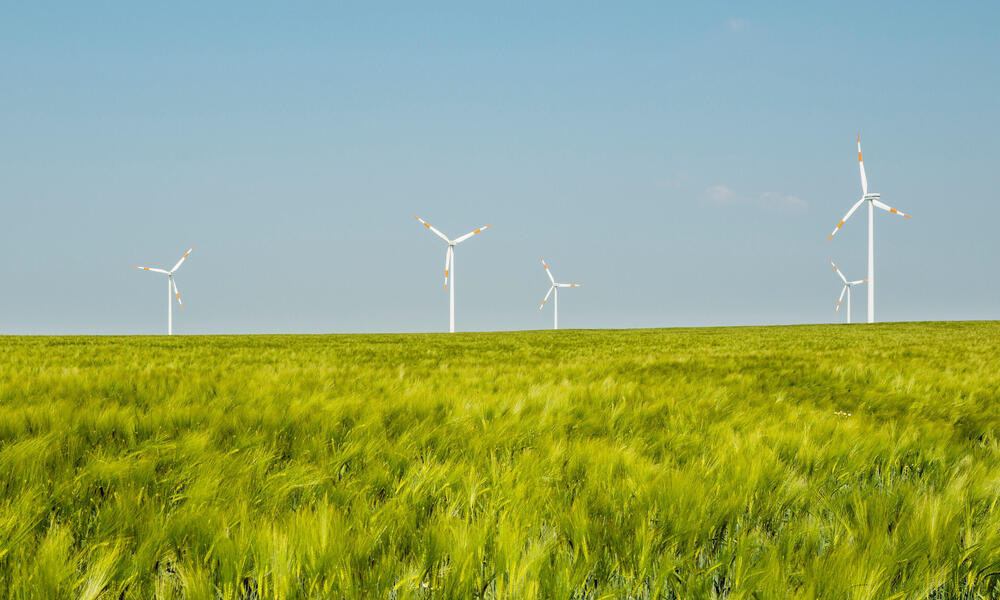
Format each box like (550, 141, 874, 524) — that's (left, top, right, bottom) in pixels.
(858, 133, 868, 196)
(453, 223, 493, 244)
(830, 259, 848, 283)
(134, 266, 169, 274)
(171, 246, 195, 272)
(413, 215, 451, 243)
(541, 257, 555, 284)
(827, 198, 866, 241)
(557, 283, 582, 288)
(836, 285, 847, 312)
(850, 279, 866, 285)
(172, 278, 184, 309)
(537, 286, 554, 312)
(872, 199, 912, 219)
(444, 247, 452, 290)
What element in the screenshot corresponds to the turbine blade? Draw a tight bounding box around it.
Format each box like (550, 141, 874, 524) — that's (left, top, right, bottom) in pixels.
(858, 133, 868, 196)
(453, 223, 493, 244)
(827, 198, 866, 241)
(850, 279, 866, 285)
(537, 286, 554, 312)
(836, 285, 847, 312)
(557, 283, 582, 288)
(872, 199, 912, 219)
(134, 266, 169, 274)
(541, 257, 555, 284)
(172, 278, 184, 309)
(830, 259, 848, 283)
(444, 247, 452, 290)
(171, 246, 195, 272)
(414, 215, 451, 243)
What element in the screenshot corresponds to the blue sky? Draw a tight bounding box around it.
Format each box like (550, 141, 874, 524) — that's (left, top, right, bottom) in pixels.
(2, 1, 998, 333)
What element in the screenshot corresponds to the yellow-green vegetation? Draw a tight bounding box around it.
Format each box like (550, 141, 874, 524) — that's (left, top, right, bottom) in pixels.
(1, 322, 999, 599)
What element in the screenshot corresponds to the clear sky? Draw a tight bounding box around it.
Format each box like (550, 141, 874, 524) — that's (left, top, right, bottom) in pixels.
(2, 1, 998, 334)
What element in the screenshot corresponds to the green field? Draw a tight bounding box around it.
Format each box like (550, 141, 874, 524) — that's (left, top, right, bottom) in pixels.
(2, 322, 999, 599)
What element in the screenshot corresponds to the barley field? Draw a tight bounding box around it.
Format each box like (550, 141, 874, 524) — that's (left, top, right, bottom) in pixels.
(1, 322, 999, 599)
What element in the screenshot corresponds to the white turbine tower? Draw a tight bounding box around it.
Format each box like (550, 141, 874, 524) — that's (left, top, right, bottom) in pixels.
(134, 246, 194, 335)
(828, 134, 911, 323)
(414, 215, 492, 333)
(830, 259, 865, 324)
(537, 258, 582, 330)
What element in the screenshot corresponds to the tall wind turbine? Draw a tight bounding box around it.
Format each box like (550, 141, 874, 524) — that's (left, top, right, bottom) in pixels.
(134, 246, 194, 335)
(830, 259, 865, 324)
(414, 216, 492, 333)
(827, 134, 912, 323)
(537, 257, 582, 330)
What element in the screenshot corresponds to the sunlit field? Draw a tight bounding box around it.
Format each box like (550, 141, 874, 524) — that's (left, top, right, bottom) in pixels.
(1, 322, 999, 599)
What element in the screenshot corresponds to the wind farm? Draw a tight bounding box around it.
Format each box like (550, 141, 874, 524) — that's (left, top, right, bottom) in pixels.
(4, 3, 1000, 599)
(827, 135, 912, 323)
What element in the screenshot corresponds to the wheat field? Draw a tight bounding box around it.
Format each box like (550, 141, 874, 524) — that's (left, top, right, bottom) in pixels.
(1, 322, 999, 598)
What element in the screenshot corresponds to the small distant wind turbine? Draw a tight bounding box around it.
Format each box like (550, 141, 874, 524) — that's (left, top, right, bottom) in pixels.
(414, 216, 492, 333)
(830, 259, 865, 324)
(827, 134, 911, 323)
(134, 246, 194, 335)
(537, 257, 582, 330)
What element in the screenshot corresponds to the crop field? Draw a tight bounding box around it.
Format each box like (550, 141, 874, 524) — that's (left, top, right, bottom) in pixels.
(1, 322, 999, 599)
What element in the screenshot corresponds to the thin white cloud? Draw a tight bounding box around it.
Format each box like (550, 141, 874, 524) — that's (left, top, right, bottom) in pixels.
(726, 17, 749, 32)
(705, 184, 736, 205)
(759, 192, 807, 213)
(703, 186, 806, 214)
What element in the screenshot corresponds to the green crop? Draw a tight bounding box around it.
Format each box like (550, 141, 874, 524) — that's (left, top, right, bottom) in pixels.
(1, 322, 999, 598)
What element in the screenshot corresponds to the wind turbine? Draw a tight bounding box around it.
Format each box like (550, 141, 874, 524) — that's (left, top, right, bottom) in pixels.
(830, 259, 865, 324)
(827, 134, 911, 323)
(413, 216, 492, 333)
(134, 246, 194, 335)
(537, 257, 582, 330)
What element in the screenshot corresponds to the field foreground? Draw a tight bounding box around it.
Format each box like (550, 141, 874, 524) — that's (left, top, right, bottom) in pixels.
(1, 322, 1000, 599)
